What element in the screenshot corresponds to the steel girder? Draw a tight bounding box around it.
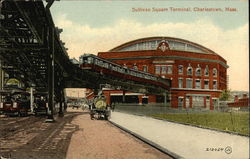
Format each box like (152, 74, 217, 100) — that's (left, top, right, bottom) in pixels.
(0, 0, 169, 99)
(0, 1, 47, 89)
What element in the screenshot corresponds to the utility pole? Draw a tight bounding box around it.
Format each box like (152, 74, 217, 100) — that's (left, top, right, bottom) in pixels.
(30, 87, 34, 113)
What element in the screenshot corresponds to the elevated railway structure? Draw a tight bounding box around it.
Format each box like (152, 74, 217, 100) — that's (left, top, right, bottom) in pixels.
(0, 0, 171, 120)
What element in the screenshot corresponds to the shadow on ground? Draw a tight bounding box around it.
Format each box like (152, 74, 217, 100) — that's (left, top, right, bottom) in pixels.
(0, 111, 87, 159)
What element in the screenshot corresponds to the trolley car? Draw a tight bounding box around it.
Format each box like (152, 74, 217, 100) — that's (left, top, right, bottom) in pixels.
(0, 90, 30, 116)
(89, 95, 111, 120)
(80, 54, 170, 90)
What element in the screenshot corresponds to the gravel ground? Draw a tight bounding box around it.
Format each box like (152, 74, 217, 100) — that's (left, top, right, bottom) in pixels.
(0, 108, 172, 159)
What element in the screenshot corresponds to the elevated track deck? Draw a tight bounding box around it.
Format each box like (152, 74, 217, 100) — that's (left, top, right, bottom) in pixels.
(0, 1, 171, 119)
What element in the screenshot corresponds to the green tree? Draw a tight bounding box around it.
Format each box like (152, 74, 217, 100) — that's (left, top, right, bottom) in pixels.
(220, 89, 232, 101)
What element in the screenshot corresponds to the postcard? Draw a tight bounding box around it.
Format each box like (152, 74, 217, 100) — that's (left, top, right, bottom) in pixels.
(0, 0, 248, 159)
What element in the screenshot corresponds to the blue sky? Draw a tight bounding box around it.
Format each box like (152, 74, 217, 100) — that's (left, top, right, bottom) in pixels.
(50, 0, 249, 91)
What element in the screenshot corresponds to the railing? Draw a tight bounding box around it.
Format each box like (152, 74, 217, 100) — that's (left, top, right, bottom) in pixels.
(113, 104, 212, 116)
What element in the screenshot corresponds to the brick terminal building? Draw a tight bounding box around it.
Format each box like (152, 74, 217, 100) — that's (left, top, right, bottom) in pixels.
(93, 37, 228, 110)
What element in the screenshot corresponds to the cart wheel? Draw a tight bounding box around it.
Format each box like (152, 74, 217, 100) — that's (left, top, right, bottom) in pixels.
(90, 114, 94, 120)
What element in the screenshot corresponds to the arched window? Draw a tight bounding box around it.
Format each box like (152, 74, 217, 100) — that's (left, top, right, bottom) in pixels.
(204, 65, 209, 76)
(143, 65, 148, 72)
(213, 68, 217, 77)
(133, 63, 138, 70)
(178, 65, 183, 74)
(187, 64, 193, 76)
(195, 64, 201, 76)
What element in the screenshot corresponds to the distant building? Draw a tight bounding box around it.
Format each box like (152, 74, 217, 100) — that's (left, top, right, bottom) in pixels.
(96, 37, 228, 110)
(231, 91, 249, 99)
(228, 94, 249, 110)
(70, 58, 79, 65)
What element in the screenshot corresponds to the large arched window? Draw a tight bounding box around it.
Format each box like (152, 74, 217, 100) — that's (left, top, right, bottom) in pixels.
(187, 64, 193, 76)
(213, 68, 217, 77)
(195, 64, 201, 76)
(204, 65, 209, 76)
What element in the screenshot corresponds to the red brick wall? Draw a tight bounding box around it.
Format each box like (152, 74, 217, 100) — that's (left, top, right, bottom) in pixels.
(98, 49, 227, 90)
(148, 95, 156, 103)
(228, 98, 249, 107)
(97, 47, 227, 110)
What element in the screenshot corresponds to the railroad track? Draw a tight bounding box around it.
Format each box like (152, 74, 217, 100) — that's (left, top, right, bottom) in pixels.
(0, 116, 45, 138)
(1, 116, 30, 127)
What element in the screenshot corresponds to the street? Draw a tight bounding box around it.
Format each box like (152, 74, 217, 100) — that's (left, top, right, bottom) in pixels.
(0, 108, 172, 159)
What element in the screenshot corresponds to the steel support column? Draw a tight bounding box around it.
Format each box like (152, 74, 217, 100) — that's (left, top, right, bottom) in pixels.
(0, 60, 3, 102)
(122, 91, 125, 103)
(58, 101, 63, 117)
(46, 26, 55, 122)
(63, 89, 67, 111)
(164, 91, 167, 106)
(58, 89, 64, 117)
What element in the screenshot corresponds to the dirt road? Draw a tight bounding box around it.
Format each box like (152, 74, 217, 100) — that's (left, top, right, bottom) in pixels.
(0, 108, 172, 159)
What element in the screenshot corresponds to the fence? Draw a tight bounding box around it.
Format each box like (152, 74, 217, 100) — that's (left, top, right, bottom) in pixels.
(113, 103, 249, 136)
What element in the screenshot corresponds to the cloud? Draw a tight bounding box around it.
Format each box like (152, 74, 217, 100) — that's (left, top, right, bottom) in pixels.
(54, 14, 249, 91)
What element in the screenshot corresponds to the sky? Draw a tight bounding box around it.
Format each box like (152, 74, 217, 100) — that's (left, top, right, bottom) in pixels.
(50, 0, 249, 91)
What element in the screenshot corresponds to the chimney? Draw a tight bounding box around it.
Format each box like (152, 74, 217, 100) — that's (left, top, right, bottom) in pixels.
(243, 94, 247, 99)
(234, 95, 239, 102)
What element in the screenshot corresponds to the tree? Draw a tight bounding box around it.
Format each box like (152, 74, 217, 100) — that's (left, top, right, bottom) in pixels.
(220, 89, 232, 101)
